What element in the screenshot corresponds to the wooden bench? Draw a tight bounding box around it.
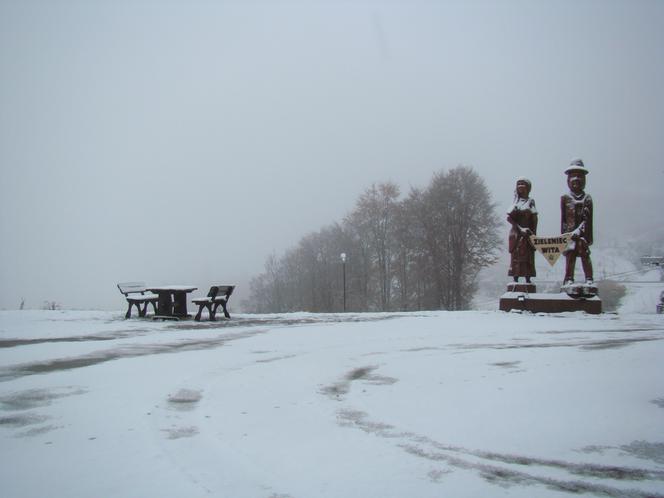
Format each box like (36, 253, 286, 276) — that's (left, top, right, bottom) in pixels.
(117, 282, 159, 319)
(192, 285, 235, 321)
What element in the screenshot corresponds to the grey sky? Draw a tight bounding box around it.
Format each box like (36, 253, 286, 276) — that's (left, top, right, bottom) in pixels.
(1, 0, 663, 310)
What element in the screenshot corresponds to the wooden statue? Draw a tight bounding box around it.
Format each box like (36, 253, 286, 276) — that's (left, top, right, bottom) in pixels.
(507, 177, 538, 283)
(561, 159, 594, 285)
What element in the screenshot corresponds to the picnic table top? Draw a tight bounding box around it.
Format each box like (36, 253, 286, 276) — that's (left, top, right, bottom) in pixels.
(146, 285, 197, 292)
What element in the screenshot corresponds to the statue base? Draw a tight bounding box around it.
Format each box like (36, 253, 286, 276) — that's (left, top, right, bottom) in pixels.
(499, 292, 602, 314)
(506, 282, 536, 293)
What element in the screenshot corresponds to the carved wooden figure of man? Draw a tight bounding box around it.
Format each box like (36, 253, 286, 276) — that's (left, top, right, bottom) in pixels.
(561, 159, 594, 284)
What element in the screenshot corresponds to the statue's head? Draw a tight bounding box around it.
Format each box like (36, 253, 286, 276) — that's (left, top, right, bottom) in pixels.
(515, 177, 531, 198)
(565, 158, 588, 194)
(567, 173, 586, 193)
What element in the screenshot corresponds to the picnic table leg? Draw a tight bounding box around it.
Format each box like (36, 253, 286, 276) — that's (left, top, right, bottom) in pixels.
(125, 302, 133, 319)
(139, 303, 148, 317)
(173, 292, 188, 317)
(157, 293, 173, 316)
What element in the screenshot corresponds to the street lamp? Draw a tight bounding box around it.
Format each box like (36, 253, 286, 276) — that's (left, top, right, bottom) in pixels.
(340, 253, 347, 312)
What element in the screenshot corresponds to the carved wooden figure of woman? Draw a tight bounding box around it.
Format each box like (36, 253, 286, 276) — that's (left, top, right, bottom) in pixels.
(507, 177, 538, 283)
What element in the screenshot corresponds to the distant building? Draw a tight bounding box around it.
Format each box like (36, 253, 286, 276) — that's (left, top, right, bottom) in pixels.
(640, 256, 664, 267)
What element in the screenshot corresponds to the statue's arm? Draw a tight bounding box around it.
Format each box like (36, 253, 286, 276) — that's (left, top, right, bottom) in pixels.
(507, 209, 532, 236)
(506, 207, 519, 227)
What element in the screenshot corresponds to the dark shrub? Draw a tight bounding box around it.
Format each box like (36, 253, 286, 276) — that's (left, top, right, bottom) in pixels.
(597, 280, 627, 312)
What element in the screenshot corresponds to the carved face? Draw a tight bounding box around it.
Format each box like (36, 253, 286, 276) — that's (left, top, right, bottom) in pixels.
(516, 180, 530, 198)
(567, 173, 586, 194)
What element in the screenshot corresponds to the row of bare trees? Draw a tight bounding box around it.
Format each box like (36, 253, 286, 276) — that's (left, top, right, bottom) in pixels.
(246, 166, 501, 313)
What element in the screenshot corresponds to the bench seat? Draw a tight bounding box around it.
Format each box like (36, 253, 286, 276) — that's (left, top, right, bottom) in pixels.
(192, 285, 235, 321)
(125, 292, 158, 302)
(117, 282, 159, 319)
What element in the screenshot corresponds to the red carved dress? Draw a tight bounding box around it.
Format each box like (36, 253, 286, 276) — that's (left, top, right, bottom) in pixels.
(507, 197, 538, 278)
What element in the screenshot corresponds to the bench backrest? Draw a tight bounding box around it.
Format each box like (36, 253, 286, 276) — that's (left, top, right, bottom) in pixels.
(208, 285, 235, 300)
(117, 282, 148, 296)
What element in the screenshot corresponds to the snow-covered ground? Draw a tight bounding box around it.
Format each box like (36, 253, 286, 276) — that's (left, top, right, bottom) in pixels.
(1, 306, 664, 497)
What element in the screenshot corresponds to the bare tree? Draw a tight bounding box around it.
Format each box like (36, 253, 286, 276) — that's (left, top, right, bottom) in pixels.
(247, 167, 500, 313)
(346, 183, 400, 311)
(246, 223, 357, 313)
(415, 166, 500, 309)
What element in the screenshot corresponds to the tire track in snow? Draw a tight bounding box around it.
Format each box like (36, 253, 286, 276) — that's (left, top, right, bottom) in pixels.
(324, 364, 664, 497)
(336, 408, 664, 497)
(0, 329, 269, 382)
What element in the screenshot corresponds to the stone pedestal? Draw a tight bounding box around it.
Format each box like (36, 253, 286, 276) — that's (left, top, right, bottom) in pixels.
(499, 292, 602, 314)
(506, 282, 536, 293)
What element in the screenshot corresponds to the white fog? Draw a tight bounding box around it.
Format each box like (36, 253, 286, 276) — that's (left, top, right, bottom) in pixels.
(1, 0, 663, 310)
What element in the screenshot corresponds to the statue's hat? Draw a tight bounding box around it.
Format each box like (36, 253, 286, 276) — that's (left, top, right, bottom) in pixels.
(564, 158, 589, 175)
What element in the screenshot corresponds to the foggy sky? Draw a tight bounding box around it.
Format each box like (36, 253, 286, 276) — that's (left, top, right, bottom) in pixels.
(1, 0, 663, 310)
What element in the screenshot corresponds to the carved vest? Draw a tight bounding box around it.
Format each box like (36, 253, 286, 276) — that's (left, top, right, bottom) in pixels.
(561, 192, 593, 245)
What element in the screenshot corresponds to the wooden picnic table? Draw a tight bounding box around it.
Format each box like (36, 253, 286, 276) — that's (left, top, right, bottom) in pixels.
(146, 285, 197, 319)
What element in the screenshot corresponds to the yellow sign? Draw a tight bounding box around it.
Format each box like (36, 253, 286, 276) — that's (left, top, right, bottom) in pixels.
(529, 233, 572, 266)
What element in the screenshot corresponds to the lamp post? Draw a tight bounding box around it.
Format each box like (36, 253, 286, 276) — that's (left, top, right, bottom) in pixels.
(340, 253, 347, 312)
